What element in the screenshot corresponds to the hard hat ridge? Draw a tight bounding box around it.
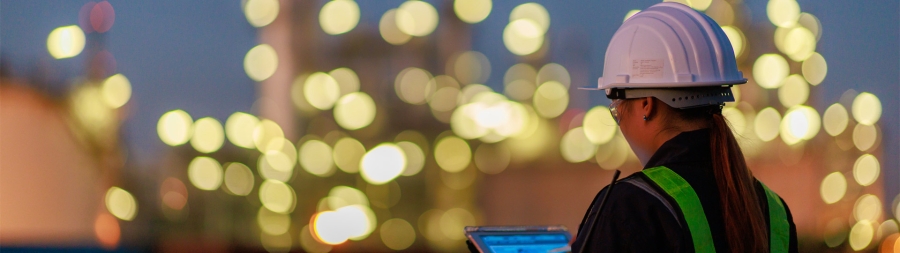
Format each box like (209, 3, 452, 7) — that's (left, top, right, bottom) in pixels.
(584, 2, 746, 109)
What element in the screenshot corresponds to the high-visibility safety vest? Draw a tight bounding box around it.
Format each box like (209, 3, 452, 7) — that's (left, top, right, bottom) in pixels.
(641, 166, 789, 253)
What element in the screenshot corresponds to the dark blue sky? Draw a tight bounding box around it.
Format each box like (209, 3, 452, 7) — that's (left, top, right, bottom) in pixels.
(2, 0, 897, 196)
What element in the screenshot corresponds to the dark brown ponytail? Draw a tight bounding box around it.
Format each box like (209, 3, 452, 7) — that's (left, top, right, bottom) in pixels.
(708, 112, 769, 252)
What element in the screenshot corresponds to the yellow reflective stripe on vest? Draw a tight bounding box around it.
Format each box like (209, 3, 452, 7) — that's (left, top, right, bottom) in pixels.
(642, 166, 790, 253)
(642, 166, 715, 253)
(761, 183, 789, 253)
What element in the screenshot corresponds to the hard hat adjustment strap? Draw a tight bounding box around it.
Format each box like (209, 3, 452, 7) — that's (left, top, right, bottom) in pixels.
(604, 87, 734, 109)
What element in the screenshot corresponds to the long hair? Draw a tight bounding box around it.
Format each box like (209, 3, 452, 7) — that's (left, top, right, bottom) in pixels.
(624, 98, 769, 251)
(674, 102, 769, 252)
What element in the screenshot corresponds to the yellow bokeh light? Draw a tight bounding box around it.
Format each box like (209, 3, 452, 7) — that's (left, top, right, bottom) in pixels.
(624, 9, 640, 22)
(777, 74, 809, 107)
(360, 144, 407, 185)
(853, 124, 878, 151)
(583, 106, 617, 145)
(243, 0, 279, 27)
(783, 26, 817, 62)
(797, 12, 822, 41)
(454, 0, 492, 24)
(312, 205, 376, 243)
(820, 172, 847, 204)
(397, 142, 425, 176)
(503, 19, 544, 56)
(313, 211, 348, 245)
(300, 225, 333, 253)
(434, 136, 471, 173)
(258, 153, 293, 182)
(504, 63, 537, 85)
(304, 72, 341, 110)
(855, 194, 883, 222)
(395, 67, 435, 105)
(101, 74, 132, 109)
(780, 105, 820, 145)
(510, 3, 549, 33)
(450, 51, 491, 85)
(225, 112, 259, 149)
(754, 107, 781, 142)
(802, 52, 827, 85)
(505, 80, 535, 101)
(706, 0, 734, 26)
(429, 86, 461, 112)
(329, 67, 360, 96)
(190, 117, 225, 153)
(440, 208, 476, 240)
(767, 0, 800, 28)
(319, 0, 360, 35)
(823, 103, 848, 136)
(852, 92, 882, 125)
(105, 187, 137, 221)
(244, 44, 278, 82)
(299, 139, 335, 177)
(379, 9, 412, 45)
(753, 54, 789, 89)
(537, 63, 570, 88)
(474, 143, 511, 174)
(259, 180, 296, 213)
(71, 85, 113, 135)
(224, 162, 254, 196)
(334, 92, 376, 130)
(253, 119, 284, 153)
(188, 156, 223, 191)
(853, 154, 880, 186)
(328, 186, 369, 209)
(260, 233, 292, 253)
(850, 220, 875, 251)
(396, 0, 439, 37)
(47, 25, 85, 59)
(333, 137, 366, 173)
(533, 81, 569, 118)
(561, 127, 598, 163)
(258, 207, 291, 235)
(720, 26, 745, 58)
(344, 205, 377, 241)
(158, 109, 193, 146)
(722, 107, 747, 135)
(380, 218, 416, 250)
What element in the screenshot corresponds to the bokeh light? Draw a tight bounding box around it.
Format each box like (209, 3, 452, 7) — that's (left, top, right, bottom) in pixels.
(225, 112, 259, 149)
(188, 157, 223, 191)
(312, 205, 375, 244)
(258, 153, 294, 182)
(853, 154, 880, 186)
(624, 9, 640, 22)
(853, 124, 878, 151)
(820, 172, 847, 204)
(47, 25, 85, 59)
(190, 117, 225, 153)
(503, 19, 544, 56)
(780, 105, 820, 145)
(333, 137, 366, 173)
(223, 162, 254, 196)
(329, 67, 360, 96)
(434, 136, 472, 173)
(850, 220, 875, 251)
(158, 109, 193, 146)
(244, 44, 278, 82)
(299, 139, 335, 177)
(397, 141, 425, 176)
(454, 0, 492, 24)
(449, 51, 491, 85)
(561, 127, 597, 163)
(439, 208, 476, 240)
(395, 67, 435, 105)
(851, 92, 882, 125)
(753, 54, 790, 89)
(243, 0, 279, 27)
(379, 9, 412, 45)
(381, 218, 416, 250)
(258, 207, 291, 235)
(94, 213, 120, 248)
(105, 187, 137, 221)
(253, 119, 285, 153)
(777, 74, 809, 107)
(360, 144, 407, 185)
(319, 0, 360, 35)
(854, 194, 883, 222)
(533, 81, 569, 118)
(160, 177, 188, 211)
(328, 186, 369, 209)
(300, 225, 333, 252)
(802, 52, 827, 85)
(474, 143, 511, 174)
(767, 0, 800, 28)
(510, 3, 549, 32)
(101, 74, 131, 109)
(582, 106, 617, 145)
(334, 92, 376, 130)
(259, 180, 296, 213)
(665, 0, 711, 11)
(88, 1, 115, 33)
(536, 63, 570, 88)
(304, 72, 341, 110)
(720, 26, 745, 58)
(722, 107, 747, 135)
(798, 12, 822, 41)
(822, 103, 848, 136)
(754, 107, 781, 142)
(783, 26, 817, 62)
(396, 0, 439, 37)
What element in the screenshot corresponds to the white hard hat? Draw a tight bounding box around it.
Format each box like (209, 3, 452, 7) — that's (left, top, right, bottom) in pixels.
(583, 2, 746, 109)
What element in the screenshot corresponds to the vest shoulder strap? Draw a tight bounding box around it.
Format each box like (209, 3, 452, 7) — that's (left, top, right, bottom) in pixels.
(761, 183, 790, 253)
(642, 166, 716, 253)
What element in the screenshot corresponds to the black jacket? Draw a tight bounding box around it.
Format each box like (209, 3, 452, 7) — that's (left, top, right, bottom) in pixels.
(572, 129, 799, 252)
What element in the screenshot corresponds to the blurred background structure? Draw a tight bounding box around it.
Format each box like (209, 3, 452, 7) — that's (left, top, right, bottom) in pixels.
(0, 0, 897, 252)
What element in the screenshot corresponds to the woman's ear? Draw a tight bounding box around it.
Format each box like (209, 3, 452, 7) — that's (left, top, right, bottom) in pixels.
(641, 97, 655, 120)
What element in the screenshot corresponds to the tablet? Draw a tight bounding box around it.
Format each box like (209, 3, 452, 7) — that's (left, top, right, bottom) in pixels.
(465, 225, 572, 253)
